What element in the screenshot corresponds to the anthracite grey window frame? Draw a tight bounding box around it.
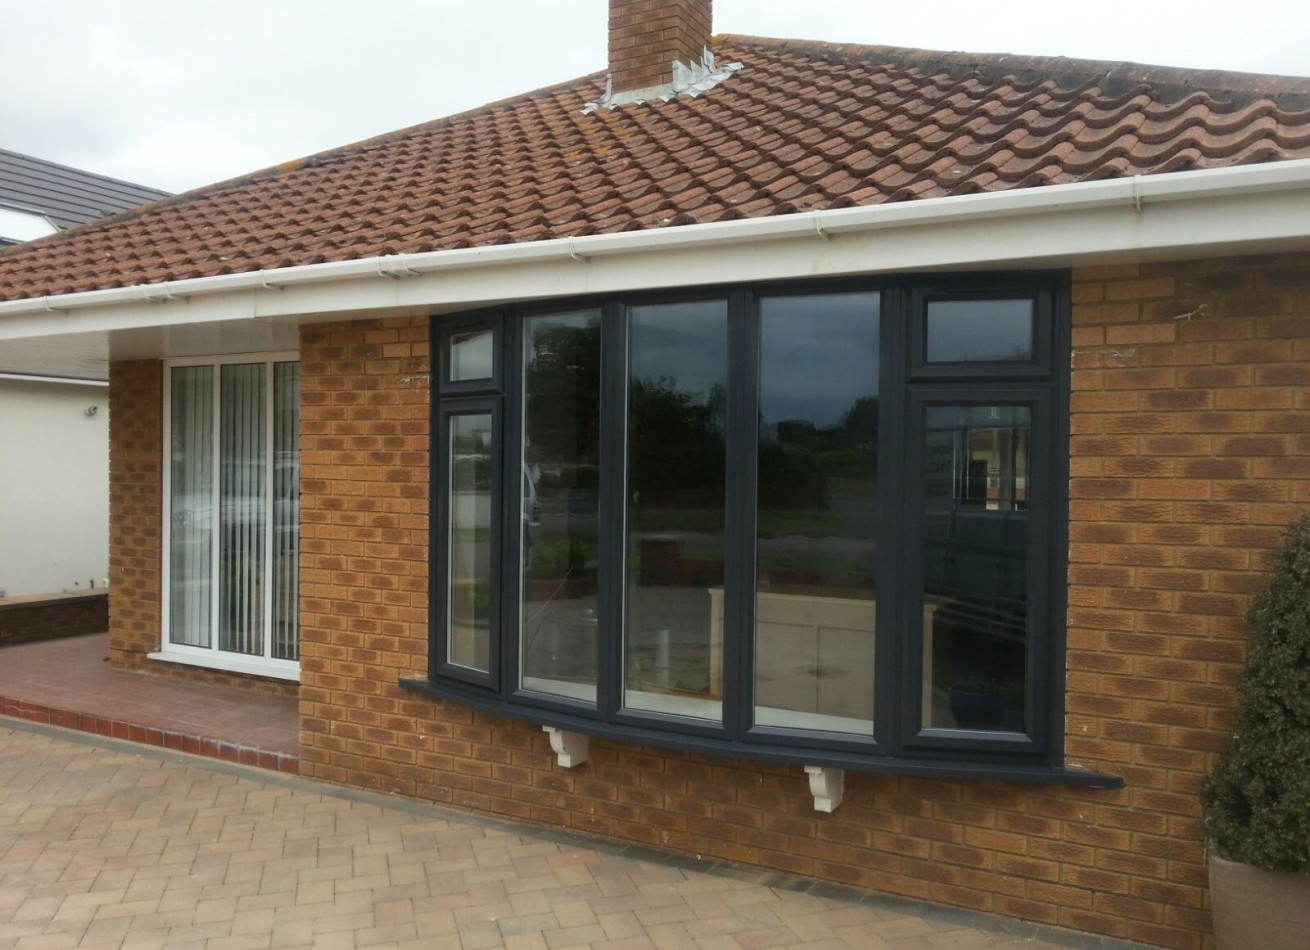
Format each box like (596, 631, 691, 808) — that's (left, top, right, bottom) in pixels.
(404, 272, 1119, 786)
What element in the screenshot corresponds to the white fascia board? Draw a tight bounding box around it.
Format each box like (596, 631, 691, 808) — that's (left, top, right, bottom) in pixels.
(1, 159, 1309, 343)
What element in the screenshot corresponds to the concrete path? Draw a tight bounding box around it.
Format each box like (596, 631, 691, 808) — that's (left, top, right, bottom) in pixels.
(0, 719, 1122, 949)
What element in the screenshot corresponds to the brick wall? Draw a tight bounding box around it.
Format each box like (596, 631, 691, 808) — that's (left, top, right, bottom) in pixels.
(295, 251, 1310, 950)
(296, 317, 432, 781)
(1061, 252, 1310, 946)
(108, 360, 164, 671)
(105, 359, 295, 697)
(609, 0, 712, 93)
(0, 591, 109, 646)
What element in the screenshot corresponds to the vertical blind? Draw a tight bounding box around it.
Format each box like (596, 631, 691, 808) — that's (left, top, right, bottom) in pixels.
(167, 359, 299, 664)
(169, 365, 214, 647)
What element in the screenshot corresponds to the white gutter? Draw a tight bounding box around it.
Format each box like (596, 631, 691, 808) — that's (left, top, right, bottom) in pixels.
(2, 158, 1310, 338)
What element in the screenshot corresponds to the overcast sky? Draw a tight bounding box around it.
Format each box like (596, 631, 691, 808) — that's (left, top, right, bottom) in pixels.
(5, 1, 1308, 195)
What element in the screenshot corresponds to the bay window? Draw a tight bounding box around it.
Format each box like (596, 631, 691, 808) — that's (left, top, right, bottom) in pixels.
(161, 354, 300, 679)
(408, 274, 1084, 778)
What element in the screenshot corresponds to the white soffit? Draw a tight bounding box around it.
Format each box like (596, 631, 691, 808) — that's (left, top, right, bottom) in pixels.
(1, 159, 1309, 371)
(0, 334, 110, 381)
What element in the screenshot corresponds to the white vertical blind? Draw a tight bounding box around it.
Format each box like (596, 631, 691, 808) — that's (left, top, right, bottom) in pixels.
(218, 364, 267, 656)
(168, 365, 213, 647)
(167, 357, 299, 669)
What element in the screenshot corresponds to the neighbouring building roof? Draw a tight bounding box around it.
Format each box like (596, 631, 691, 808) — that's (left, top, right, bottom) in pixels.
(0, 149, 169, 247)
(2, 36, 1309, 302)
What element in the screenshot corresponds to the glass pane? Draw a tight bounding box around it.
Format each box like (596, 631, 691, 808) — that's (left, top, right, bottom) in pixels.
(624, 300, 727, 721)
(448, 411, 494, 672)
(921, 405, 1031, 732)
(926, 299, 1033, 362)
(450, 327, 494, 381)
(271, 362, 300, 662)
(520, 310, 602, 702)
(169, 365, 214, 648)
(755, 293, 879, 734)
(219, 364, 267, 656)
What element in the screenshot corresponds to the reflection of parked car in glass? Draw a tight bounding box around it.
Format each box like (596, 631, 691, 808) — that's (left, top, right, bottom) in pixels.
(524, 464, 542, 548)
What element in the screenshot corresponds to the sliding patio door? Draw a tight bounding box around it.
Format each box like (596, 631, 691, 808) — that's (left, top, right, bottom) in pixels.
(164, 355, 300, 678)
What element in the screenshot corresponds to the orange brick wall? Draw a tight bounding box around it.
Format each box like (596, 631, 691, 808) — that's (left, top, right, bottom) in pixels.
(105, 359, 296, 697)
(1060, 253, 1310, 945)
(292, 251, 1307, 950)
(296, 317, 432, 782)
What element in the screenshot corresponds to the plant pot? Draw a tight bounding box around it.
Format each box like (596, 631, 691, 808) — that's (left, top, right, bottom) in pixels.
(1209, 853, 1310, 950)
(947, 687, 1002, 729)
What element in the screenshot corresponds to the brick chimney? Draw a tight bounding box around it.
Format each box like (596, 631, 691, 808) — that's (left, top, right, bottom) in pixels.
(608, 0, 713, 95)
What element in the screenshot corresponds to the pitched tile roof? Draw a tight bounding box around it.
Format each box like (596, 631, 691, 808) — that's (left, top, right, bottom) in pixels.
(0, 149, 170, 235)
(3, 36, 1309, 302)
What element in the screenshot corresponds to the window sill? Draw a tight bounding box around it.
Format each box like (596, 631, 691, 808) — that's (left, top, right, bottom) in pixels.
(149, 650, 300, 683)
(398, 677, 1123, 788)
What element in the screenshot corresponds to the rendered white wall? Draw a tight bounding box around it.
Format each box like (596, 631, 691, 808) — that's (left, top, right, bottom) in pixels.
(0, 378, 109, 597)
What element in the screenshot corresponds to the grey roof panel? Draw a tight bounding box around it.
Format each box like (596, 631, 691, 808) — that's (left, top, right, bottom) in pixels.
(0, 148, 170, 231)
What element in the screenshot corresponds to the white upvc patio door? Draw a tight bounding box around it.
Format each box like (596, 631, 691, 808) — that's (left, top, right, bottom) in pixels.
(160, 354, 300, 680)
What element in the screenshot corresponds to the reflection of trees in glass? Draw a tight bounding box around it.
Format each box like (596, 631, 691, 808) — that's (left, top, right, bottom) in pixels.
(758, 396, 877, 512)
(841, 396, 878, 449)
(629, 377, 725, 509)
(451, 421, 491, 492)
(525, 323, 600, 465)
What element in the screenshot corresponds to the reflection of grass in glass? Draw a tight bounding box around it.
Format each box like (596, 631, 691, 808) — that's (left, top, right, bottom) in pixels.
(758, 555, 869, 573)
(471, 581, 490, 622)
(452, 528, 491, 543)
(758, 510, 849, 535)
(529, 536, 598, 579)
(637, 509, 852, 534)
(452, 578, 492, 624)
(635, 508, 723, 532)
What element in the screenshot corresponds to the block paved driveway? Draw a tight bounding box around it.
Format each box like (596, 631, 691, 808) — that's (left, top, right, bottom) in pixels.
(0, 719, 1091, 949)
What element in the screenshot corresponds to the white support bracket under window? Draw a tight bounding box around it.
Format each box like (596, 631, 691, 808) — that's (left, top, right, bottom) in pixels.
(804, 765, 844, 812)
(543, 726, 589, 768)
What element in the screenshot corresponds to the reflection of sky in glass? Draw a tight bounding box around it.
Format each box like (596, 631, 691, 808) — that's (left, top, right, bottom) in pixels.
(926, 299, 1033, 362)
(450, 327, 494, 380)
(629, 301, 728, 397)
(527, 309, 600, 354)
(760, 293, 880, 428)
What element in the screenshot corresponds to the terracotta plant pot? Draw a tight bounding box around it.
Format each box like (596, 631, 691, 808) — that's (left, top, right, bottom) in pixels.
(1209, 853, 1310, 950)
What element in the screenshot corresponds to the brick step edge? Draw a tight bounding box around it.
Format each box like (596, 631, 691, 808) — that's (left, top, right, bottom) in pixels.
(0, 695, 298, 774)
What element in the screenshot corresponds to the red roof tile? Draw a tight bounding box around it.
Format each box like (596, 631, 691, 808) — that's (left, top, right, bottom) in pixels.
(3, 36, 1310, 302)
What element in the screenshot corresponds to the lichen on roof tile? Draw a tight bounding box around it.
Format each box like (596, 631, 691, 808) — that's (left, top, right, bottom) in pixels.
(2, 37, 1310, 301)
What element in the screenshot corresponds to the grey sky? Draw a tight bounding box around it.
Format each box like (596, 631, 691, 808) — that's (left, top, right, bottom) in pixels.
(4, 1, 1308, 194)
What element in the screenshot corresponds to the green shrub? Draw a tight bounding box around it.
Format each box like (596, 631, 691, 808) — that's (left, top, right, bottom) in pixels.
(1202, 513, 1310, 874)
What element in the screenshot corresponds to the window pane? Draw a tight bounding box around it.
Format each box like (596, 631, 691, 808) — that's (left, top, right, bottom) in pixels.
(219, 364, 267, 656)
(520, 311, 602, 702)
(169, 365, 214, 648)
(926, 299, 1033, 362)
(755, 293, 880, 734)
(624, 301, 727, 721)
(448, 411, 494, 672)
(450, 327, 494, 381)
(272, 362, 300, 662)
(921, 405, 1031, 732)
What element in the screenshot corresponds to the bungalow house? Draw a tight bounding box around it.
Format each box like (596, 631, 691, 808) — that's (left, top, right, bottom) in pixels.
(1, 2, 1309, 946)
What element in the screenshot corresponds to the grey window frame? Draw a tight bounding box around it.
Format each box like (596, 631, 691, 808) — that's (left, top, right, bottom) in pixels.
(405, 272, 1119, 787)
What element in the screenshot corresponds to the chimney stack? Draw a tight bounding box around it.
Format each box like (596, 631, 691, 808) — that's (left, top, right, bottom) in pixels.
(608, 0, 713, 95)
